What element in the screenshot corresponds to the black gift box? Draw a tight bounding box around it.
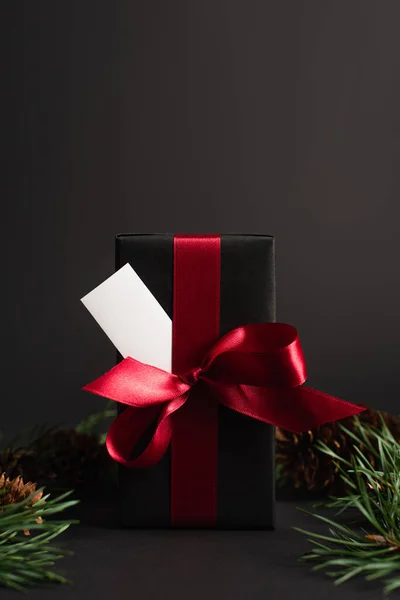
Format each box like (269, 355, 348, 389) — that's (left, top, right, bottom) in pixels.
(115, 234, 276, 529)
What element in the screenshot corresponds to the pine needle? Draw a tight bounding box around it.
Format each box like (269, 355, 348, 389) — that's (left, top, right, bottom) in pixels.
(295, 413, 400, 594)
(0, 487, 78, 590)
(75, 401, 116, 437)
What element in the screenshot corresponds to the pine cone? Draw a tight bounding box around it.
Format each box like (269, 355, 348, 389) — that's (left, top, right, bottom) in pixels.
(18, 429, 108, 489)
(0, 447, 35, 480)
(276, 409, 400, 495)
(0, 474, 43, 535)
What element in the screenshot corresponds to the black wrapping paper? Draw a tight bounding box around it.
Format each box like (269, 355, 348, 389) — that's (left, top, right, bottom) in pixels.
(115, 234, 276, 529)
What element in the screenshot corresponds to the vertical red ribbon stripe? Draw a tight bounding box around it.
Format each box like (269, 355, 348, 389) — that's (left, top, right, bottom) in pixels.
(171, 235, 221, 526)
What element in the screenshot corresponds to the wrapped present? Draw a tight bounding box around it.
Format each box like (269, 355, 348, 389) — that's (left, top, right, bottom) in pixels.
(82, 234, 364, 528)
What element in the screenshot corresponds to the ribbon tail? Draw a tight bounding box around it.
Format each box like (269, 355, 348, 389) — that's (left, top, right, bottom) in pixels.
(212, 383, 365, 433)
(287, 386, 366, 431)
(106, 394, 188, 468)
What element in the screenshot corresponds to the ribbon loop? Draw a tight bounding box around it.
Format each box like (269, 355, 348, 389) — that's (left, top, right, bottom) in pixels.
(106, 393, 188, 469)
(200, 323, 307, 388)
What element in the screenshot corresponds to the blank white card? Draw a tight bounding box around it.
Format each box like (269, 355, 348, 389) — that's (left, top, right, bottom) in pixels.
(81, 263, 172, 372)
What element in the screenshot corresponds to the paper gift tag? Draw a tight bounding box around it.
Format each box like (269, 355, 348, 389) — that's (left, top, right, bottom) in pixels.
(81, 263, 172, 372)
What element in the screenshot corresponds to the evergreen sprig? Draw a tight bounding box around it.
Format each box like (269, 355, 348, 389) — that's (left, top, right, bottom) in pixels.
(75, 400, 116, 444)
(294, 414, 400, 594)
(0, 489, 78, 591)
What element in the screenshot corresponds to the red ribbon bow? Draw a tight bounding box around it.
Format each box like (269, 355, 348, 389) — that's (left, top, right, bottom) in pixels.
(84, 322, 365, 469)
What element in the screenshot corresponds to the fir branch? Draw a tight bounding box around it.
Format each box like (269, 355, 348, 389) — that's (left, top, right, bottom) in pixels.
(5, 424, 58, 454)
(75, 401, 116, 437)
(275, 463, 288, 488)
(295, 413, 400, 594)
(0, 488, 78, 591)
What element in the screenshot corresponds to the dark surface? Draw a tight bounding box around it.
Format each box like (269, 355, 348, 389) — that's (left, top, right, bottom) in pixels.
(116, 234, 275, 528)
(2, 1, 400, 437)
(0, 500, 381, 600)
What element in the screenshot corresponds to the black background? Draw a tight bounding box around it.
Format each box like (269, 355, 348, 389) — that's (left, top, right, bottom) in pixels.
(3, 2, 400, 434)
(2, 2, 400, 598)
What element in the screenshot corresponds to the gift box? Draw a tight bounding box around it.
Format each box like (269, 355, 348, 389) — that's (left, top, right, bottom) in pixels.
(115, 233, 276, 529)
(82, 233, 365, 530)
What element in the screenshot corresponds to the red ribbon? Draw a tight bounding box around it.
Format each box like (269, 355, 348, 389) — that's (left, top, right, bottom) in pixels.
(83, 234, 365, 526)
(171, 235, 220, 525)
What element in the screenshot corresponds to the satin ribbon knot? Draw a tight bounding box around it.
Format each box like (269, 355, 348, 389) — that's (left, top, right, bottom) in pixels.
(83, 322, 364, 470)
(178, 366, 203, 386)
